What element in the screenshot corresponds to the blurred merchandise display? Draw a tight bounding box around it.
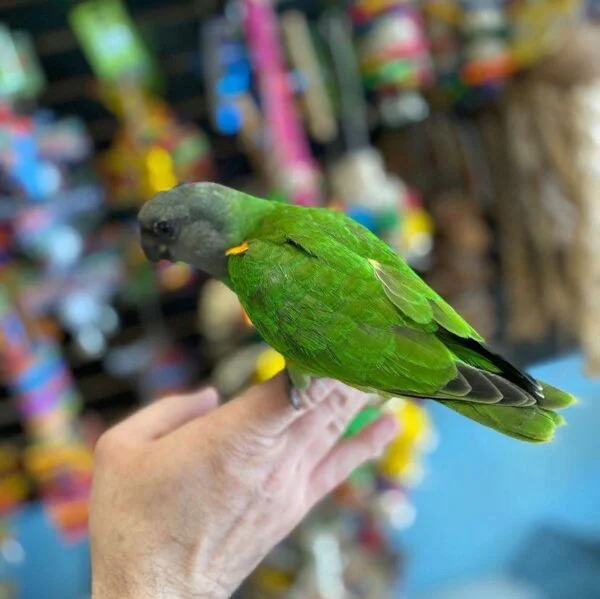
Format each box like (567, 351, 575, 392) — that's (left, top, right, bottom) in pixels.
(70, 0, 213, 208)
(508, 0, 582, 69)
(69, 0, 159, 89)
(351, 0, 434, 126)
(104, 333, 196, 404)
(458, 1, 515, 89)
(0, 96, 121, 361)
(100, 87, 214, 207)
(0, 445, 28, 519)
(588, 0, 600, 17)
(0, 1, 597, 597)
(243, 0, 323, 206)
(426, 193, 496, 338)
(0, 287, 93, 542)
(494, 23, 600, 372)
(243, 512, 401, 598)
(0, 444, 28, 594)
(0, 17, 201, 554)
(0, 25, 44, 103)
(0, 23, 104, 546)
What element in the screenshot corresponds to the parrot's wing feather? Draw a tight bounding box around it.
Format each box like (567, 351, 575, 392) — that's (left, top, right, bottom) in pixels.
(369, 258, 477, 337)
(452, 366, 535, 407)
(229, 236, 459, 396)
(286, 212, 483, 341)
(229, 225, 537, 409)
(368, 258, 543, 398)
(280, 221, 545, 403)
(389, 363, 535, 407)
(437, 329, 543, 399)
(297, 208, 484, 340)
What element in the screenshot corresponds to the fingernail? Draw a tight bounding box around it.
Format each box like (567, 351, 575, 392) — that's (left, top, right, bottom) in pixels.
(291, 388, 302, 410)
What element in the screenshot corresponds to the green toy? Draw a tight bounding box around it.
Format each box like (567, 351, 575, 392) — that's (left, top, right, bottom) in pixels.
(69, 0, 157, 88)
(138, 183, 575, 442)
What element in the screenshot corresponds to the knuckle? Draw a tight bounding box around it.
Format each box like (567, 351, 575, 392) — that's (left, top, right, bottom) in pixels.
(299, 389, 317, 411)
(307, 379, 336, 402)
(215, 435, 293, 500)
(219, 435, 254, 464)
(229, 427, 285, 460)
(258, 461, 299, 503)
(94, 429, 125, 464)
(325, 393, 351, 435)
(327, 416, 345, 438)
(210, 437, 260, 485)
(215, 441, 248, 477)
(259, 468, 287, 500)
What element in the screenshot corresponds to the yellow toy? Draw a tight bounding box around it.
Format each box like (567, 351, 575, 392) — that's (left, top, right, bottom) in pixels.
(508, 0, 581, 68)
(379, 398, 437, 486)
(0, 445, 28, 517)
(100, 84, 213, 207)
(254, 348, 286, 384)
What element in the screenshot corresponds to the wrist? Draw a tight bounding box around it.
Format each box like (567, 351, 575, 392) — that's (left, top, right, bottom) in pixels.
(91, 572, 232, 599)
(92, 586, 226, 599)
(93, 593, 225, 599)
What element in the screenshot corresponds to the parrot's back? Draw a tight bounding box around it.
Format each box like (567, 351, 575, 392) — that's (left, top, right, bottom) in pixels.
(227, 204, 575, 442)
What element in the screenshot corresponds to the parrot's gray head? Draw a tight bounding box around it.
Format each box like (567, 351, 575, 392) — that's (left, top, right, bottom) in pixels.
(138, 182, 238, 279)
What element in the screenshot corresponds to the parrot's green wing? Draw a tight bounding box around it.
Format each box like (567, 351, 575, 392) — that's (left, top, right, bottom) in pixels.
(286, 209, 546, 400)
(286, 208, 483, 341)
(230, 234, 458, 396)
(227, 206, 573, 442)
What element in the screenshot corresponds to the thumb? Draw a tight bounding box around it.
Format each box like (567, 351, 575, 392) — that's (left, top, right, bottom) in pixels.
(114, 387, 220, 443)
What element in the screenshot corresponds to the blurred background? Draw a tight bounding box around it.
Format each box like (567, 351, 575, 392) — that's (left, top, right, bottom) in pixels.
(0, 0, 599, 597)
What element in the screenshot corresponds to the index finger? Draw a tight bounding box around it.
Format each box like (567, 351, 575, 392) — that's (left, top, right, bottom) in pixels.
(111, 387, 220, 443)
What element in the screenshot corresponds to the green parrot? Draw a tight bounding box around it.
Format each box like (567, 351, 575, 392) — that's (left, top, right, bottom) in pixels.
(139, 182, 575, 442)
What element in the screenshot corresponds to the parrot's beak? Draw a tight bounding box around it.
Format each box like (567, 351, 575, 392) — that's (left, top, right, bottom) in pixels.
(141, 235, 172, 262)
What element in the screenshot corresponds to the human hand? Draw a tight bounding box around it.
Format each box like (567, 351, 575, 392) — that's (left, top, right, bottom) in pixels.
(89, 375, 399, 599)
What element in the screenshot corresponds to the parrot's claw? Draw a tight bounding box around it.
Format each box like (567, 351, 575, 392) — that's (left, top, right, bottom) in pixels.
(289, 387, 302, 410)
(286, 366, 311, 410)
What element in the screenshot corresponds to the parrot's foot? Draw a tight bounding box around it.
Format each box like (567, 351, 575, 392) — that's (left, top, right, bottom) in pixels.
(286, 366, 311, 410)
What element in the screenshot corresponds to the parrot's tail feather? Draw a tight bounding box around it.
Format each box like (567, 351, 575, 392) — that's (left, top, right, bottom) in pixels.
(438, 331, 542, 399)
(537, 381, 577, 409)
(440, 364, 537, 407)
(438, 401, 565, 443)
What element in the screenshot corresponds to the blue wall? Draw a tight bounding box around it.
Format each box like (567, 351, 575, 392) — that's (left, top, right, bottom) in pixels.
(401, 354, 600, 597)
(4, 504, 89, 599)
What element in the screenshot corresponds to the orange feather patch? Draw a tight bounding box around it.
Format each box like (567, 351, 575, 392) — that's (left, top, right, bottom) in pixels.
(225, 241, 249, 256)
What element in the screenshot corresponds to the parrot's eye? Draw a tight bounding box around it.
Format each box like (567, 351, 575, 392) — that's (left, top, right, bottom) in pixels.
(153, 220, 174, 238)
